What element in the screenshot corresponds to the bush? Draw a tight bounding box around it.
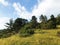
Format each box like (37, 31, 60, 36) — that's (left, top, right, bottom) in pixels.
(20, 29, 34, 37)
(19, 24, 34, 37)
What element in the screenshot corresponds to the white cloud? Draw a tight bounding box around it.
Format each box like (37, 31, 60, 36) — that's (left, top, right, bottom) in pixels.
(13, 0, 60, 21)
(0, 17, 10, 29)
(13, 3, 32, 20)
(0, 0, 9, 6)
(32, 0, 60, 18)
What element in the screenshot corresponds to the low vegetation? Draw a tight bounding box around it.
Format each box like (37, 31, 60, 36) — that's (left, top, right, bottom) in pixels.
(0, 29, 60, 45)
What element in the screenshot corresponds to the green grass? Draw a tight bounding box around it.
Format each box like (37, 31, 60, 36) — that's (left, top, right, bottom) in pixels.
(0, 29, 60, 45)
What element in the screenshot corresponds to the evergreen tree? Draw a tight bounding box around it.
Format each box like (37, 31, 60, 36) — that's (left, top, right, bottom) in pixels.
(5, 19, 14, 30)
(31, 16, 37, 28)
(13, 18, 28, 32)
(50, 15, 56, 28)
(56, 14, 60, 25)
(40, 15, 47, 23)
(39, 15, 47, 29)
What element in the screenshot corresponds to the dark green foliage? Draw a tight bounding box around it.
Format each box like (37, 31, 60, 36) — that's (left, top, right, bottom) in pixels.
(46, 21, 53, 29)
(0, 29, 12, 38)
(39, 15, 48, 29)
(13, 18, 23, 31)
(19, 24, 34, 37)
(40, 15, 44, 22)
(40, 15, 47, 23)
(56, 14, 60, 25)
(30, 16, 38, 28)
(0, 18, 28, 38)
(20, 29, 34, 37)
(36, 23, 41, 29)
(39, 15, 57, 29)
(50, 15, 56, 29)
(13, 18, 28, 32)
(45, 15, 57, 29)
(40, 23, 48, 29)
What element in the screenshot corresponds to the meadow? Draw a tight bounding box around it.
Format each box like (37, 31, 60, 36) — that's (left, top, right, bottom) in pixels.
(0, 29, 60, 45)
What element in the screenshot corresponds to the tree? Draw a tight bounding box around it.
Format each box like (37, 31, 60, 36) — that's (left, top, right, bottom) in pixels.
(13, 18, 28, 32)
(44, 15, 47, 23)
(56, 14, 60, 25)
(39, 15, 47, 29)
(39, 15, 47, 23)
(50, 15, 56, 28)
(30, 16, 37, 28)
(5, 19, 14, 30)
(40, 14, 44, 22)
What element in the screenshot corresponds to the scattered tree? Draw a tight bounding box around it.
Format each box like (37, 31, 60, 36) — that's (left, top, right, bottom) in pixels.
(5, 19, 14, 31)
(30, 16, 37, 28)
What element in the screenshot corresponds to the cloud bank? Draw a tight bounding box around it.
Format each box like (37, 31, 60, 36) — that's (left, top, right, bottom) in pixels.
(13, 0, 60, 21)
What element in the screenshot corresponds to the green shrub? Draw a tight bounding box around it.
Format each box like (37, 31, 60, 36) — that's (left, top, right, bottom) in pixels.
(20, 29, 34, 37)
(19, 24, 34, 37)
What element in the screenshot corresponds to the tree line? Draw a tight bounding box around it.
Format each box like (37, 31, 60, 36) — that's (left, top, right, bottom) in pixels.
(0, 14, 60, 38)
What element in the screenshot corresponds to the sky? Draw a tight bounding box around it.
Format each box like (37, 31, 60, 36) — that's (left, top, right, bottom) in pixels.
(0, 0, 60, 29)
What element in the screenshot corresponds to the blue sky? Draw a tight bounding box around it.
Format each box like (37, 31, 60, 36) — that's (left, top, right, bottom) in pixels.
(0, 0, 60, 29)
(0, 0, 39, 29)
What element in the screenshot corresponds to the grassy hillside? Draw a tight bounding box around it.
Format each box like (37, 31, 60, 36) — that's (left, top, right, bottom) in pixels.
(0, 29, 60, 45)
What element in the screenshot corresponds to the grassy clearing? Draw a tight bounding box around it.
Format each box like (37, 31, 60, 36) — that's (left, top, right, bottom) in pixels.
(0, 29, 60, 45)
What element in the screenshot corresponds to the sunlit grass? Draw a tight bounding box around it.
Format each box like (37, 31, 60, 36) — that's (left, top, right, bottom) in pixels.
(0, 29, 60, 45)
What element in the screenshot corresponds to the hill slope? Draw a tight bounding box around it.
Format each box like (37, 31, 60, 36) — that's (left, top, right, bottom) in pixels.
(0, 29, 60, 45)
